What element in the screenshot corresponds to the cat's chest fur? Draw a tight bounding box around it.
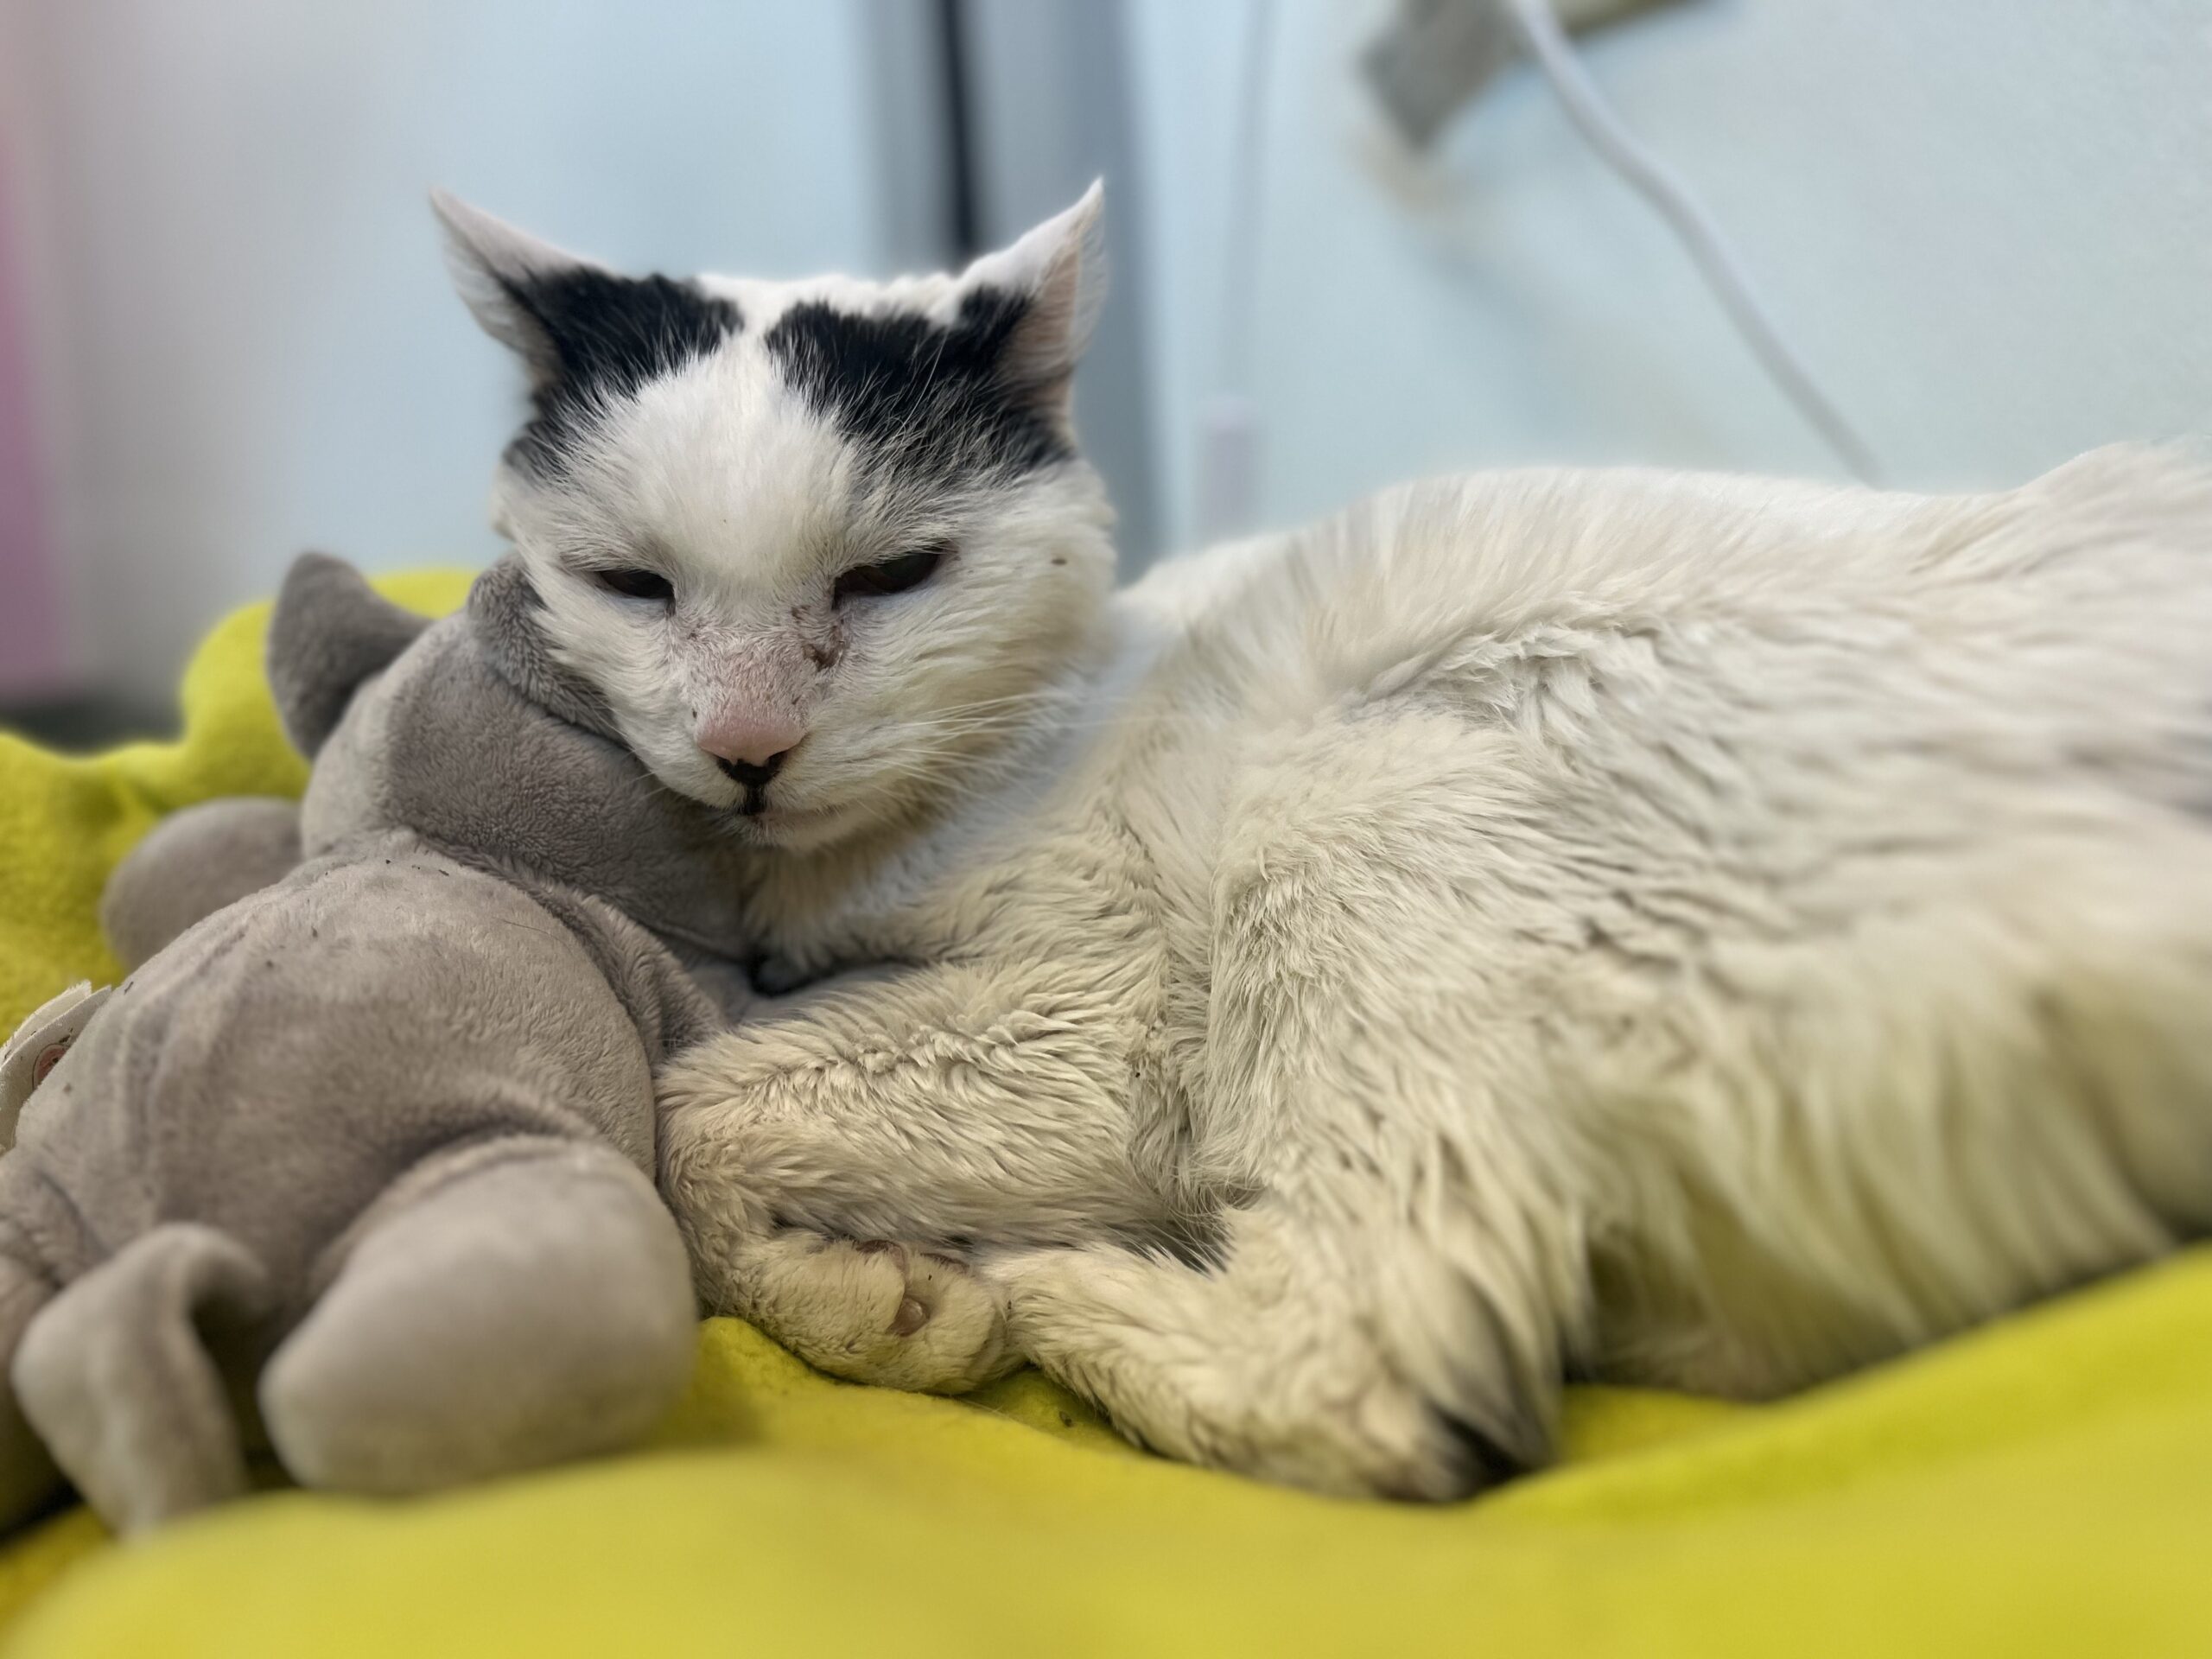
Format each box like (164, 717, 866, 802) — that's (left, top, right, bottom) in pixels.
(748, 620, 1240, 1153)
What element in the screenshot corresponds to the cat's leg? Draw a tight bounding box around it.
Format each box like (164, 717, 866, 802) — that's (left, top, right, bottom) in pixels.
(695, 1230, 1017, 1394)
(975, 713, 1600, 1497)
(658, 959, 1151, 1394)
(660, 930, 1581, 1492)
(969, 958, 1588, 1500)
(978, 1197, 1544, 1500)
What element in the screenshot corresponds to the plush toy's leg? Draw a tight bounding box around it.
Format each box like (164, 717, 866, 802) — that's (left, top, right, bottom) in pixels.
(260, 1141, 696, 1497)
(0, 1252, 62, 1530)
(101, 797, 302, 970)
(11, 1225, 270, 1535)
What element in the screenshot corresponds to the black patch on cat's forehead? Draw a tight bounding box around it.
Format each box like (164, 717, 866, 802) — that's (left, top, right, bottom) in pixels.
(764, 286, 1071, 487)
(500, 268, 741, 476)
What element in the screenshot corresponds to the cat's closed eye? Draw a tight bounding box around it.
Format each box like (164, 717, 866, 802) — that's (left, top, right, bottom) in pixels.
(834, 544, 949, 605)
(596, 567, 676, 603)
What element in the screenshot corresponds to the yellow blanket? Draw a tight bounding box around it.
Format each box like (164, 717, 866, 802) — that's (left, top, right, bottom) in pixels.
(2, 576, 2208, 1657)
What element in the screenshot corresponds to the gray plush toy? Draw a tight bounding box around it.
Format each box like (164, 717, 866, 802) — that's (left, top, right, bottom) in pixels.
(0, 553, 757, 1535)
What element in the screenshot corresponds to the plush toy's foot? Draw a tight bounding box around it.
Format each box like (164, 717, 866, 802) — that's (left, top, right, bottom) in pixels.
(12, 1224, 270, 1535)
(723, 1232, 1017, 1395)
(0, 1251, 62, 1531)
(100, 797, 302, 970)
(259, 1139, 696, 1497)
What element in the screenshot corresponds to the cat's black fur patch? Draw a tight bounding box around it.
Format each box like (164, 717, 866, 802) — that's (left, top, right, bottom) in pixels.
(1109, 1211, 1231, 1274)
(764, 287, 1071, 487)
(498, 269, 740, 475)
(1433, 1408, 1533, 1495)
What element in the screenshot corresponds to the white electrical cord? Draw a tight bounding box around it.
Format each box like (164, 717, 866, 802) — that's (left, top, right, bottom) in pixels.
(1500, 0, 1882, 484)
(1196, 0, 1278, 541)
(1218, 0, 1277, 414)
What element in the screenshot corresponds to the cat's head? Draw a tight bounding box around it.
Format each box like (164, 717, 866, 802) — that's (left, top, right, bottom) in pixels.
(435, 187, 1116, 853)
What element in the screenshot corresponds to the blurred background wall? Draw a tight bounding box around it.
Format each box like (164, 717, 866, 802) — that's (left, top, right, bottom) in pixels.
(2, 0, 2209, 733)
(0, 0, 916, 719)
(1128, 0, 2212, 555)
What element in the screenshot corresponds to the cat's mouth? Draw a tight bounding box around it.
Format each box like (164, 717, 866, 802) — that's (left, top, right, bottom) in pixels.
(721, 791, 827, 841)
(715, 752, 790, 818)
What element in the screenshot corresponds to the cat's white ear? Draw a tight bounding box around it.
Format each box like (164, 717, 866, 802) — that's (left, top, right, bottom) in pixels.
(430, 190, 594, 373)
(963, 180, 1107, 394)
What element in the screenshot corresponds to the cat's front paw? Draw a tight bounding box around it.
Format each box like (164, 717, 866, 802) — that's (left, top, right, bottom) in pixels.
(747, 1234, 1017, 1395)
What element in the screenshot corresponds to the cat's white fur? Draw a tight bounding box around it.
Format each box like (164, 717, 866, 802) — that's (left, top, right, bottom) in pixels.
(443, 193, 2212, 1498)
(657, 445, 2212, 1496)
(435, 188, 1114, 852)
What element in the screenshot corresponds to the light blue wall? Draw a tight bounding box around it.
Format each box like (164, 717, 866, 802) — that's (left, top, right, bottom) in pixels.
(16, 0, 894, 696)
(1125, 0, 2212, 555)
(19, 0, 2212, 690)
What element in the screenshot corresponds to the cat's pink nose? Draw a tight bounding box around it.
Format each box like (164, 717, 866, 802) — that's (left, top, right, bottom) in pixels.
(696, 706, 805, 774)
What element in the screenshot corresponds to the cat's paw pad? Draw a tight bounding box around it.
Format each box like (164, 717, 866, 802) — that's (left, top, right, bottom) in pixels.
(766, 1236, 1014, 1395)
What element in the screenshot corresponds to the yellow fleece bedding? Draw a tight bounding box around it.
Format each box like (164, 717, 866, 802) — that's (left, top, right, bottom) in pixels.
(0, 575, 2207, 1657)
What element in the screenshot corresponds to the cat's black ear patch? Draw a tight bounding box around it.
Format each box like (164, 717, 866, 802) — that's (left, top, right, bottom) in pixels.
(434, 194, 741, 476)
(764, 286, 1074, 488)
(499, 269, 741, 475)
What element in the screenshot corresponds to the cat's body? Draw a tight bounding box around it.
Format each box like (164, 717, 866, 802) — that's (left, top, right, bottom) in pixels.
(436, 189, 2212, 1497)
(659, 449, 2212, 1493)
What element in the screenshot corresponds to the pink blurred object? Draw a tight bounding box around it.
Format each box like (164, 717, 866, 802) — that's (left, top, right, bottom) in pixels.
(0, 137, 67, 699)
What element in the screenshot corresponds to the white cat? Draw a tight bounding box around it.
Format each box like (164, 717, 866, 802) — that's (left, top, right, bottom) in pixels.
(439, 188, 2212, 1498)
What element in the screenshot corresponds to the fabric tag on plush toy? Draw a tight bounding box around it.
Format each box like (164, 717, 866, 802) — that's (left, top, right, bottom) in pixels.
(0, 982, 112, 1150)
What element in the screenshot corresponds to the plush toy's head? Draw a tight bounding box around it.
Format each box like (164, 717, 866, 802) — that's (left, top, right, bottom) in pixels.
(270, 553, 753, 959)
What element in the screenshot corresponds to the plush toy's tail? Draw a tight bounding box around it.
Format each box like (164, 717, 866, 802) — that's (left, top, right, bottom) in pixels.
(10, 1224, 271, 1535)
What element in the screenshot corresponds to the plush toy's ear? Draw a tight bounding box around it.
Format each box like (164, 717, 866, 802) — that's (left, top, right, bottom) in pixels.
(1, 982, 111, 1152)
(268, 554, 432, 757)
